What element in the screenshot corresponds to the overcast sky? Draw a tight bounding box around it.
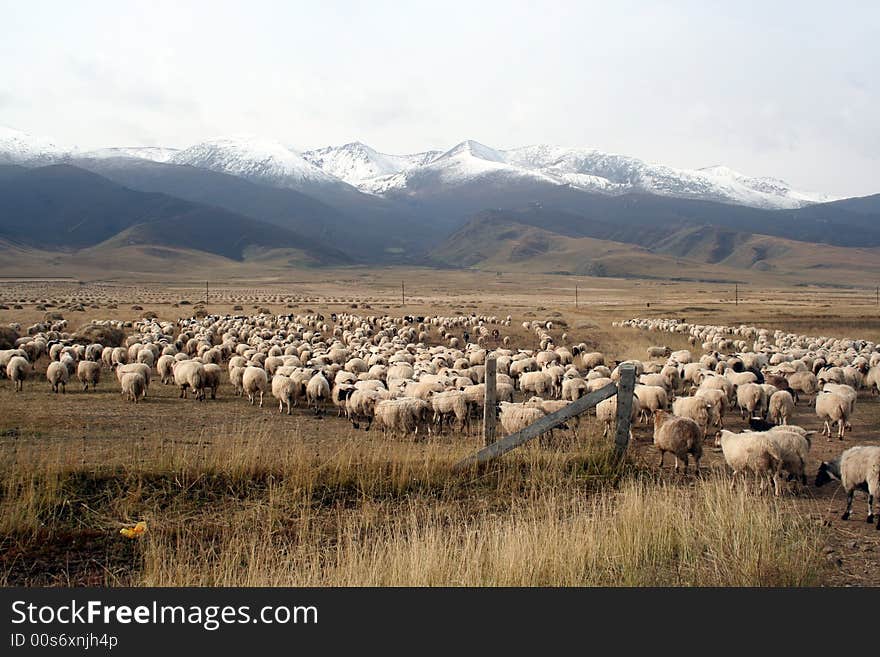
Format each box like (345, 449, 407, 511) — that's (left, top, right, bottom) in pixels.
(1, 0, 877, 197)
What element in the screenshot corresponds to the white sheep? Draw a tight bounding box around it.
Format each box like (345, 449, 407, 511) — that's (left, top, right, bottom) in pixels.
(157, 354, 176, 385)
(46, 360, 69, 393)
(202, 363, 222, 399)
(242, 366, 268, 407)
(671, 396, 711, 437)
(306, 372, 331, 413)
(519, 371, 552, 399)
(271, 374, 297, 415)
(173, 360, 205, 400)
(431, 390, 469, 433)
(715, 429, 783, 496)
(736, 382, 766, 419)
(634, 384, 668, 424)
(229, 365, 246, 397)
(120, 372, 146, 403)
(595, 394, 640, 440)
(373, 398, 431, 438)
(787, 371, 819, 404)
(815, 391, 851, 440)
(76, 360, 101, 391)
(767, 390, 794, 426)
(815, 446, 880, 529)
(6, 356, 29, 392)
(498, 401, 545, 436)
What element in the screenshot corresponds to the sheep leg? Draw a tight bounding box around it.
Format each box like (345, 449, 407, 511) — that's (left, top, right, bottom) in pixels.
(867, 494, 874, 524)
(842, 490, 854, 520)
(837, 419, 845, 440)
(658, 451, 665, 469)
(259, 391, 264, 408)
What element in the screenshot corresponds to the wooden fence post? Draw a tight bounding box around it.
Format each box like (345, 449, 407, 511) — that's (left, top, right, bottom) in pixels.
(454, 381, 619, 470)
(613, 362, 636, 457)
(483, 354, 497, 446)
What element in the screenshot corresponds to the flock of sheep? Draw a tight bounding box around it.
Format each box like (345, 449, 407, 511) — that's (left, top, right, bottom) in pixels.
(1, 309, 878, 529)
(618, 317, 879, 527)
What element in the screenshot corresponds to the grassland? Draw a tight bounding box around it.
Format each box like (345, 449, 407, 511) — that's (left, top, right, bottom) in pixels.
(1, 270, 878, 586)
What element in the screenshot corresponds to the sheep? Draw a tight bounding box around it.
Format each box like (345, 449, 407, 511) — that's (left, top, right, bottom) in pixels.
(638, 373, 671, 392)
(519, 370, 552, 399)
(120, 372, 146, 403)
(242, 366, 268, 407)
(6, 356, 29, 391)
(116, 363, 152, 395)
(866, 365, 880, 395)
(373, 398, 431, 438)
(715, 429, 783, 496)
(815, 391, 851, 440)
(595, 394, 640, 440)
(744, 426, 811, 488)
(561, 376, 588, 401)
(271, 374, 297, 415)
(693, 387, 727, 429)
(202, 363, 222, 399)
(671, 396, 711, 437)
(787, 371, 819, 404)
(305, 372, 331, 414)
(498, 401, 545, 436)
(815, 446, 880, 529)
(652, 410, 702, 474)
(646, 346, 670, 359)
(157, 354, 176, 385)
(767, 390, 794, 426)
(46, 360, 69, 393)
(76, 360, 101, 391)
(736, 382, 766, 419)
(431, 390, 470, 433)
(332, 382, 356, 416)
(634, 384, 668, 424)
(346, 388, 390, 430)
(173, 360, 206, 400)
(229, 365, 246, 397)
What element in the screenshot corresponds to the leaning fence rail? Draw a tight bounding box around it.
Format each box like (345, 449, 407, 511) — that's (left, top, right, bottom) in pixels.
(454, 362, 636, 470)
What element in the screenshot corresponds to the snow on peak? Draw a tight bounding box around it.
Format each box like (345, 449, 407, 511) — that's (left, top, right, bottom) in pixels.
(80, 146, 180, 163)
(437, 139, 506, 163)
(302, 141, 442, 188)
(0, 125, 71, 165)
(171, 135, 339, 189)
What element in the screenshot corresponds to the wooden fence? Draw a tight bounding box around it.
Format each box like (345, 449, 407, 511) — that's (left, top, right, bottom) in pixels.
(455, 361, 636, 470)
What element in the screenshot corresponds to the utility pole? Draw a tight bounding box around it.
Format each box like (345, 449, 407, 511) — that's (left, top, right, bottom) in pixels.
(575, 284, 578, 308)
(401, 281, 405, 306)
(205, 281, 208, 306)
(735, 284, 738, 306)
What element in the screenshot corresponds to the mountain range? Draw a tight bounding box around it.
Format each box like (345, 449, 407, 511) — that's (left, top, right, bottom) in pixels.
(1, 125, 878, 285)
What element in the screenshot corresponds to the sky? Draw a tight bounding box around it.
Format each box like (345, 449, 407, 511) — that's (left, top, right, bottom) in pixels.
(1, 0, 877, 197)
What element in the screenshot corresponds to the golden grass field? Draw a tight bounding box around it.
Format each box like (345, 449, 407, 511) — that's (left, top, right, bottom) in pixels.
(1, 268, 879, 586)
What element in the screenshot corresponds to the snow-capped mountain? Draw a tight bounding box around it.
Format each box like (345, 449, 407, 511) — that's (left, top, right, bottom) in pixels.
(302, 141, 440, 187)
(308, 140, 833, 209)
(170, 135, 341, 192)
(358, 139, 563, 196)
(0, 124, 837, 209)
(80, 146, 180, 163)
(0, 125, 72, 165)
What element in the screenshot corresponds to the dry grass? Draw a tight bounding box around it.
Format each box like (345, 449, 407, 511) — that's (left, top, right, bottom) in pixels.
(0, 423, 825, 587)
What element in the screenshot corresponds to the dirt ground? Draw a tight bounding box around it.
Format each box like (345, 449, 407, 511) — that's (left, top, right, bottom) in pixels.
(1, 270, 878, 586)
